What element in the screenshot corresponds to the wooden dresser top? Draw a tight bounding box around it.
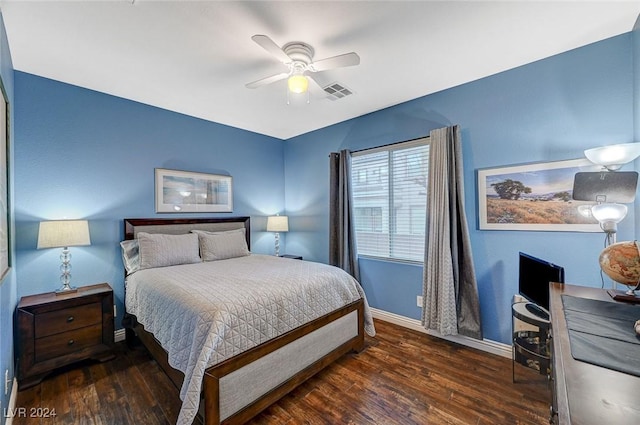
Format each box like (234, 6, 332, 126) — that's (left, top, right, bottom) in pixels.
(550, 282, 640, 425)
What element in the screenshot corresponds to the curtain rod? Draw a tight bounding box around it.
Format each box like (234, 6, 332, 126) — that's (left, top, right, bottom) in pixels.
(328, 135, 429, 157)
(350, 135, 429, 154)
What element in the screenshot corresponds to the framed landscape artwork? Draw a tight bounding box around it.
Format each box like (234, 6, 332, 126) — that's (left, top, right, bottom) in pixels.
(155, 168, 233, 213)
(477, 158, 602, 232)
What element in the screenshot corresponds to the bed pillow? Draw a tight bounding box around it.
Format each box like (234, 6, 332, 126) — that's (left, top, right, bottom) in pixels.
(137, 232, 201, 270)
(191, 228, 250, 261)
(120, 239, 140, 275)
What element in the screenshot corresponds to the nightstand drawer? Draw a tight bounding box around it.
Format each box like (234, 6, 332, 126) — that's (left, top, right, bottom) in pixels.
(35, 302, 102, 338)
(35, 323, 103, 363)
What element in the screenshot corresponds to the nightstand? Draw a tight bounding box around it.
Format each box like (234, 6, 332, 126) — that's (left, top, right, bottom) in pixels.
(15, 282, 115, 390)
(280, 254, 303, 260)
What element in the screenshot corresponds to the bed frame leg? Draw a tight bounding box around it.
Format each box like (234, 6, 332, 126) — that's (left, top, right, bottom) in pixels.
(202, 372, 220, 425)
(125, 327, 139, 349)
(352, 302, 366, 353)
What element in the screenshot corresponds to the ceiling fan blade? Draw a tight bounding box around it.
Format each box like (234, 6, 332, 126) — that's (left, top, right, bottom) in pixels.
(311, 52, 360, 72)
(251, 35, 291, 64)
(245, 72, 289, 89)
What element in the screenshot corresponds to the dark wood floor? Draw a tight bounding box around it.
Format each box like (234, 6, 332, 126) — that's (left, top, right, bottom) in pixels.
(12, 319, 550, 424)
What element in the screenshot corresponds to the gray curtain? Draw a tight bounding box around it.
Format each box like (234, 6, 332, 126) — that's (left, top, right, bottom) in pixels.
(422, 125, 482, 339)
(328, 150, 360, 281)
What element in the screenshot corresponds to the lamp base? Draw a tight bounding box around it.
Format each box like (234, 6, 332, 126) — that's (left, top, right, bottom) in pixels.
(607, 289, 640, 304)
(56, 285, 78, 295)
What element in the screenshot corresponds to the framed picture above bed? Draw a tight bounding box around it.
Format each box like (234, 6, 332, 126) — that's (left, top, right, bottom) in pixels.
(155, 168, 233, 213)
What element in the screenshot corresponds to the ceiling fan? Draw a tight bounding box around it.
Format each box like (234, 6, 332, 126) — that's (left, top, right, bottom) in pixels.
(245, 34, 360, 95)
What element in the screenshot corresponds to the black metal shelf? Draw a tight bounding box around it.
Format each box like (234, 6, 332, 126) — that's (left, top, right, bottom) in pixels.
(512, 302, 551, 381)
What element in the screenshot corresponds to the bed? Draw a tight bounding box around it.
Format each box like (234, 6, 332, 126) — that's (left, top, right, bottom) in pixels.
(121, 217, 375, 425)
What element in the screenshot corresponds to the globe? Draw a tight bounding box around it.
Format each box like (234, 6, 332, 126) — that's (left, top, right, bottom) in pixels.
(599, 240, 640, 291)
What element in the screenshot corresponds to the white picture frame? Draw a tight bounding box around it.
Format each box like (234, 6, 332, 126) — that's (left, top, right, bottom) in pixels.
(155, 168, 233, 213)
(477, 158, 602, 232)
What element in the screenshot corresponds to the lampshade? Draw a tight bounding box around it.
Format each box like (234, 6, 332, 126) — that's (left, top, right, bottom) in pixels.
(287, 75, 308, 94)
(591, 203, 627, 224)
(37, 220, 91, 249)
(577, 204, 594, 218)
(267, 215, 289, 232)
(584, 142, 640, 171)
(591, 203, 627, 238)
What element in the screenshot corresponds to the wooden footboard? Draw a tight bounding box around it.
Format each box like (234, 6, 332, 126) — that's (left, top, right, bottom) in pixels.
(129, 299, 365, 425)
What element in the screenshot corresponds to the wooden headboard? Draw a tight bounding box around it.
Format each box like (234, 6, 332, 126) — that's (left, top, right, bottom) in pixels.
(123, 217, 251, 248)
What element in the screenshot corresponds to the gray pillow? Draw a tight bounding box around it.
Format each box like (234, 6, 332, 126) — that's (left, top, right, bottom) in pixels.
(137, 232, 201, 270)
(192, 228, 250, 261)
(120, 239, 140, 275)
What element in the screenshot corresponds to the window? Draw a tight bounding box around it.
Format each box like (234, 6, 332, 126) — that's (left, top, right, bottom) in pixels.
(351, 138, 429, 262)
(355, 207, 383, 232)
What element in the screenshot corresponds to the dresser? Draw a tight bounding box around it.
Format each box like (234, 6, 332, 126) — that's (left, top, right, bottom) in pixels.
(15, 283, 115, 389)
(549, 282, 640, 424)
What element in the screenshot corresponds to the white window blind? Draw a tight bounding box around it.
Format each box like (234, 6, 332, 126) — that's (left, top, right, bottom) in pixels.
(351, 138, 429, 263)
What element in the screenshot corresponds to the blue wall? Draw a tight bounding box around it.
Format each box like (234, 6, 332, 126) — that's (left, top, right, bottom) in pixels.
(0, 11, 15, 424)
(13, 72, 286, 333)
(284, 33, 636, 344)
(8, 22, 639, 388)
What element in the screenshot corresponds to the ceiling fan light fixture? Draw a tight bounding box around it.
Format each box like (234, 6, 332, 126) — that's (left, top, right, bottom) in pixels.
(287, 74, 308, 94)
(247, 34, 359, 104)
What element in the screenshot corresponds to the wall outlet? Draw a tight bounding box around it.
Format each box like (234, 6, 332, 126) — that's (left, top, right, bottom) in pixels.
(114, 304, 117, 317)
(416, 295, 423, 307)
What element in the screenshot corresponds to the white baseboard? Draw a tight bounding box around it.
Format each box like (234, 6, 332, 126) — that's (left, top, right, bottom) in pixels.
(5, 378, 17, 425)
(114, 328, 126, 343)
(370, 308, 511, 359)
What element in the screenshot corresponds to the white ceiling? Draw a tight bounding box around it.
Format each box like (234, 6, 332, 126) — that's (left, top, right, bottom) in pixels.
(2, 1, 640, 140)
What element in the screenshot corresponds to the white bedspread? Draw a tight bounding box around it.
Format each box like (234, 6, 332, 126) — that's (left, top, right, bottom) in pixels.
(125, 254, 375, 425)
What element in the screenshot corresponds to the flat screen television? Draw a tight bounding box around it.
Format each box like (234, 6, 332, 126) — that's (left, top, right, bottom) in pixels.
(518, 252, 564, 318)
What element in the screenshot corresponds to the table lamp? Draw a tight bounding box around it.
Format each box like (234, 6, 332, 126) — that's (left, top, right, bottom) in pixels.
(37, 220, 91, 294)
(266, 215, 288, 256)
